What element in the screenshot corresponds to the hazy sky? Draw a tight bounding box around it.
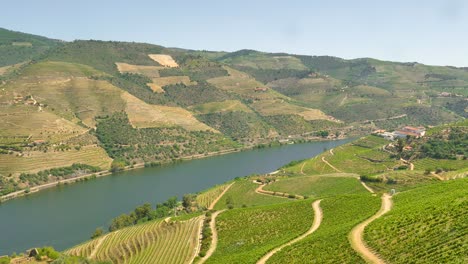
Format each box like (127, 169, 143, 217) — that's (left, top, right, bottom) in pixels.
(2, 0, 467, 66)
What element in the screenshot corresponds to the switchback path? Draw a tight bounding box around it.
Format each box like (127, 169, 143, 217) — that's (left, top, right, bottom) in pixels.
(256, 200, 323, 264)
(197, 209, 226, 264)
(349, 194, 393, 264)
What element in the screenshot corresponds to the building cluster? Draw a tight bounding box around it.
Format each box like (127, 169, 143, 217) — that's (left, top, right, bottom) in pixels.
(374, 126, 426, 141)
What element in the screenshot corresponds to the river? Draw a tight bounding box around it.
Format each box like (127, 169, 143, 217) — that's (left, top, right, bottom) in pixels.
(0, 139, 350, 255)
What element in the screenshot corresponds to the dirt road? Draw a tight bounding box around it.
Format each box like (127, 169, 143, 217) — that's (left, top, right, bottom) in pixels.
(208, 183, 235, 210)
(257, 200, 323, 264)
(197, 210, 226, 264)
(349, 194, 392, 264)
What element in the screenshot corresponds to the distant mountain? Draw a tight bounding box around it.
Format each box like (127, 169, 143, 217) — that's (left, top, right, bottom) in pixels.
(0, 28, 466, 195)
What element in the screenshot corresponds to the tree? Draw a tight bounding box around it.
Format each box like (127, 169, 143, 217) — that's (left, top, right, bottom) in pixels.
(134, 203, 152, 219)
(110, 160, 125, 173)
(163, 196, 178, 209)
(182, 194, 196, 209)
(91, 228, 104, 239)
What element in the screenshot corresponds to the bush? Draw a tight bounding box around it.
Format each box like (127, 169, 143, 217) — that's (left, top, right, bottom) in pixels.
(0, 256, 10, 264)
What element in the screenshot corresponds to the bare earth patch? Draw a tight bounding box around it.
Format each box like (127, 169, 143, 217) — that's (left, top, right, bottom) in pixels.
(121, 92, 216, 132)
(148, 54, 179, 67)
(115, 62, 163, 77)
(149, 76, 195, 93)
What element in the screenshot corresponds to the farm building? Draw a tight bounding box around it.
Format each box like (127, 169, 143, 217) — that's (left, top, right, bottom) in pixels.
(394, 126, 426, 138)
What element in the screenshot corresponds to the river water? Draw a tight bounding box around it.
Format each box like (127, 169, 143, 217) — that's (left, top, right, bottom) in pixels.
(0, 139, 350, 255)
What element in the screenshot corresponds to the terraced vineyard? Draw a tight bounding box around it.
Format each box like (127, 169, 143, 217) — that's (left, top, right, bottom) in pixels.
(364, 170, 438, 192)
(213, 179, 289, 210)
(286, 136, 398, 176)
(206, 200, 314, 263)
(268, 194, 381, 264)
(0, 145, 112, 175)
(365, 178, 468, 264)
(196, 183, 232, 209)
(65, 216, 203, 264)
(413, 158, 467, 171)
(263, 174, 367, 198)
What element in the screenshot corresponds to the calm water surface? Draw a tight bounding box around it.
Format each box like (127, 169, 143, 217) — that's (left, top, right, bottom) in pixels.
(0, 139, 351, 254)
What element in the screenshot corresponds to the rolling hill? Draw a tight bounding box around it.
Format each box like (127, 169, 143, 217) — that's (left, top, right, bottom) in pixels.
(0, 28, 466, 198)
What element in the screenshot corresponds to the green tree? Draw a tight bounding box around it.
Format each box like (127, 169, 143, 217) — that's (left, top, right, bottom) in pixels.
(91, 228, 104, 239)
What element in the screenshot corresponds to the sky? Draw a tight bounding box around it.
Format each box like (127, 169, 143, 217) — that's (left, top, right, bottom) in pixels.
(2, 0, 467, 66)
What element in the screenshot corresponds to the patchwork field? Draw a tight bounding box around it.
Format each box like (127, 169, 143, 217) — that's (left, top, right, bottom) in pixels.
(0, 61, 126, 127)
(148, 54, 179, 67)
(66, 216, 203, 264)
(190, 100, 252, 114)
(149, 76, 195, 93)
(0, 145, 112, 175)
(115, 62, 162, 77)
(365, 179, 468, 264)
(0, 105, 87, 143)
(250, 99, 334, 121)
(122, 92, 216, 132)
(206, 200, 313, 263)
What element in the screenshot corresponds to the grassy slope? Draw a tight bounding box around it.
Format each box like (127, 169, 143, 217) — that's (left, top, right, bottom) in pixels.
(268, 194, 381, 264)
(285, 135, 398, 176)
(213, 179, 290, 210)
(206, 200, 313, 264)
(365, 179, 468, 264)
(263, 175, 368, 198)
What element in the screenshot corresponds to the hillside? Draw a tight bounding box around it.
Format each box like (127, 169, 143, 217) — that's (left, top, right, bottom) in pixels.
(0, 28, 467, 198)
(5, 121, 466, 264)
(0, 28, 61, 67)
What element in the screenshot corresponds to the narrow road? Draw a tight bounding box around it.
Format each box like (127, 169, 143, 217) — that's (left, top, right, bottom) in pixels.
(300, 161, 307, 175)
(256, 200, 323, 264)
(197, 210, 226, 264)
(360, 181, 375, 194)
(349, 194, 393, 264)
(322, 156, 343, 173)
(255, 184, 299, 199)
(208, 183, 235, 210)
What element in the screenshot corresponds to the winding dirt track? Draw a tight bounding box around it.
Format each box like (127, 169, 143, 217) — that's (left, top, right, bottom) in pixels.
(322, 156, 343, 173)
(349, 194, 393, 264)
(197, 209, 226, 264)
(256, 200, 323, 264)
(208, 183, 235, 210)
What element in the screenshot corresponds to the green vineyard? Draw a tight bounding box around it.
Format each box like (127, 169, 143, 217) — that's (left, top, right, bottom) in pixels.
(206, 200, 314, 263)
(196, 183, 232, 209)
(65, 216, 203, 264)
(268, 194, 381, 264)
(263, 174, 367, 198)
(213, 179, 289, 210)
(365, 178, 468, 264)
(413, 158, 467, 171)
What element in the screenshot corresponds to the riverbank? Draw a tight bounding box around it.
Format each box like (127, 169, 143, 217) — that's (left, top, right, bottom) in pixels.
(0, 137, 349, 203)
(0, 146, 250, 203)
